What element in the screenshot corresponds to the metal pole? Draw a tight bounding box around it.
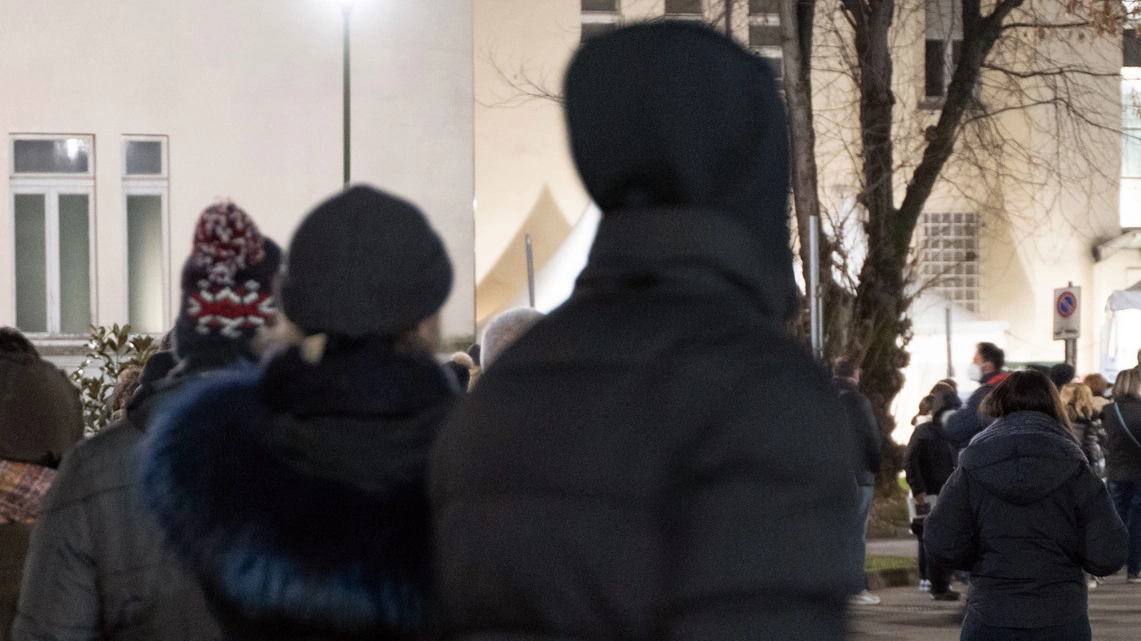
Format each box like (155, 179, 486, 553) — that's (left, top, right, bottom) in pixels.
(809, 215, 823, 360)
(1064, 280, 1076, 368)
(342, 5, 351, 189)
(525, 234, 536, 309)
(945, 307, 954, 378)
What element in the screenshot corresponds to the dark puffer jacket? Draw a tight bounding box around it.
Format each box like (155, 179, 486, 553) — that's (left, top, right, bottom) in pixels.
(12, 354, 222, 641)
(431, 22, 856, 641)
(905, 419, 955, 497)
(834, 377, 881, 487)
(1103, 398, 1141, 482)
(943, 371, 1010, 449)
(142, 342, 456, 640)
(925, 411, 1126, 629)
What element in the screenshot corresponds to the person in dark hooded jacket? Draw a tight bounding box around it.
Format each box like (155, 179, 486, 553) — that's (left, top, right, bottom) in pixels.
(143, 186, 457, 640)
(925, 370, 1126, 640)
(431, 22, 856, 641)
(12, 201, 282, 641)
(0, 329, 83, 640)
(944, 342, 1009, 449)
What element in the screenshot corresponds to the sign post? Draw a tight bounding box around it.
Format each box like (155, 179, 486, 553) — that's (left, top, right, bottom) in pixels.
(1053, 284, 1080, 367)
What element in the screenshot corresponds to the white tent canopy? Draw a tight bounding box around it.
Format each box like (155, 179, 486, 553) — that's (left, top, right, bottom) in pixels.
(503, 204, 602, 315)
(1101, 281, 1141, 382)
(891, 292, 1008, 443)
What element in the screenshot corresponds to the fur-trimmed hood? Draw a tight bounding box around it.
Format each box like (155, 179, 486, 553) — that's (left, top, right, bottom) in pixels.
(141, 341, 456, 640)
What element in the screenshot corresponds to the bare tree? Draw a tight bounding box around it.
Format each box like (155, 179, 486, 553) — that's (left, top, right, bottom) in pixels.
(486, 0, 1126, 485)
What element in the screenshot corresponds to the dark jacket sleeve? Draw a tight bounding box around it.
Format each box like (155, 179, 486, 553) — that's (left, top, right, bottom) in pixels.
(924, 467, 976, 570)
(11, 448, 100, 641)
(904, 427, 926, 496)
(1073, 466, 1128, 577)
(943, 387, 988, 449)
(663, 369, 855, 640)
(839, 390, 881, 481)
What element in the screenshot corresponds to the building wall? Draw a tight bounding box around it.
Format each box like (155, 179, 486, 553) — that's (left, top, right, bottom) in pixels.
(0, 0, 475, 343)
(473, 0, 1141, 435)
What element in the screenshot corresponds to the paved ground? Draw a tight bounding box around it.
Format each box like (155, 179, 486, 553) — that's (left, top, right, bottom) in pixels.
(867, 538, 919, 559)
(850, 575, 1141, 640)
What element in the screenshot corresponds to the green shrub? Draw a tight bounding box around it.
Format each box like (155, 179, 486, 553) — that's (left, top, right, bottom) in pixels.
(70, 324, 158, 436)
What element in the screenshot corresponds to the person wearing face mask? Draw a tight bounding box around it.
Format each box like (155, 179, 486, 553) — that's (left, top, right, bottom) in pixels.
(944, 342, 1010, 449)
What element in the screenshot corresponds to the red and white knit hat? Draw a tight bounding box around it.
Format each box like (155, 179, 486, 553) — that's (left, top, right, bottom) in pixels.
(174, 200, 282, 358)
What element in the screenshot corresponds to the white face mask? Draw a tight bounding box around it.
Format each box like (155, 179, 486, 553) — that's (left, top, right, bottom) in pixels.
(967, 363, 983, 382)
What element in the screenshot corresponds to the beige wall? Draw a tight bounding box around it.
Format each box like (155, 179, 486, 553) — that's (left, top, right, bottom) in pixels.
(807, 0, 1131, 380)
(473, 0, 586, 322)
(473, 0, 1141, 438)
(0, 0, 475, 342)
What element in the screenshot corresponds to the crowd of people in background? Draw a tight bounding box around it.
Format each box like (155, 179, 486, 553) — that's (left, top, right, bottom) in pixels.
(880, 339, 1141, 640)
(0, 18, 1139, 641)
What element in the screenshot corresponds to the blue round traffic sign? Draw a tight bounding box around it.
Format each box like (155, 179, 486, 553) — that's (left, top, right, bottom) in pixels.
(1057, 292, 1077, 318)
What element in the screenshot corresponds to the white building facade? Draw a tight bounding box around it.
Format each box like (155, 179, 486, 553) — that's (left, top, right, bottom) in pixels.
(1, 0, 476, 349)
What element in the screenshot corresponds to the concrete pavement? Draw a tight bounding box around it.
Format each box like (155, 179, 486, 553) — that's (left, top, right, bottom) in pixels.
(867, 538, 918, 559)
(849, 576, 1141, 640)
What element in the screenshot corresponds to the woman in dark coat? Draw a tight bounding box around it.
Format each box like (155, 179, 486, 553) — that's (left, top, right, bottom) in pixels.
(926, 370, 1126, 641)
(1102, 367, 1141, 581)
(142, 187, 458, 640)
(905, 392, 957, 599)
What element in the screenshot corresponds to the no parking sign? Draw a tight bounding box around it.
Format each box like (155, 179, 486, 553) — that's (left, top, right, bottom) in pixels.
(1053, 287, 1081, 341)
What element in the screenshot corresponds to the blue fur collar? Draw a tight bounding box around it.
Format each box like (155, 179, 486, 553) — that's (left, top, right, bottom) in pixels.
(141, 346, 454, 638)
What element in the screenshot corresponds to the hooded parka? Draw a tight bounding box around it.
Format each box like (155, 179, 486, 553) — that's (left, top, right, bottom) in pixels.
(430, 22, 857, 641)
(925, 411, 1126, 630)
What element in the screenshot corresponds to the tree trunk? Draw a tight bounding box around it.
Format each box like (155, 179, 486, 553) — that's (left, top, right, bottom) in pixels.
(781, 0, 855, 358)
(843, 0, 907, 490)
(841, 0, 1024, 490)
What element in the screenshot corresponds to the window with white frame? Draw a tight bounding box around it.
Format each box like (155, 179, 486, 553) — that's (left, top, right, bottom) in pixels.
(581, 0, 620, 43)
(749, 0, 783, 81)
(925, 0, 962, 101)
(920, 211, 980, 312)
(10, 135, 95, 335)
(122, 136, 169, 334)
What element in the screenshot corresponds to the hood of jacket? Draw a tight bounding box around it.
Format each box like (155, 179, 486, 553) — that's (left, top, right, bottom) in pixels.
(141, 340, 456, 638)
(960, 411, 1085, 505)
(563, 21, 794, 320)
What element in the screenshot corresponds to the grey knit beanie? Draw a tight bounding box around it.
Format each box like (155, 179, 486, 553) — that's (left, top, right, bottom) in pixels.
(481, 308, 545, 370)
(279, 185, 453, 338)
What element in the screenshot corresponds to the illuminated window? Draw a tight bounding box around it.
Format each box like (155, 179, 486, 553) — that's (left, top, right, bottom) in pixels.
(10, 135, 95, 334)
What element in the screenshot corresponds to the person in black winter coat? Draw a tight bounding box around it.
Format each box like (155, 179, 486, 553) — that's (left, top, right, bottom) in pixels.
(1102, 367, 1141, 581)
(925, 370, 1126, 640)
(0, 329, 83, 641)
(431, 22, 857, 641)
(944, 342, 1009, 448)
(143, 186, 457, 640)
(13, 201, 282, 641)
(832, 358, 881, 604)
(905, 394, 957, 600)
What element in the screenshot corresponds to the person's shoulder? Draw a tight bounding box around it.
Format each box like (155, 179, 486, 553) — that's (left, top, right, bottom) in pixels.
(911, 421, 936, 438)
(47, 420, 145, 506)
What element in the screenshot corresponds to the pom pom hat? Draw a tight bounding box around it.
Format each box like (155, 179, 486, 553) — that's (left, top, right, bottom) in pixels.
(174, 200, 282, 359)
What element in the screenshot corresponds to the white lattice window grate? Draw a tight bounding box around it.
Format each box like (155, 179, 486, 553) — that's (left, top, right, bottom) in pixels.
(921, 212, 979, 313)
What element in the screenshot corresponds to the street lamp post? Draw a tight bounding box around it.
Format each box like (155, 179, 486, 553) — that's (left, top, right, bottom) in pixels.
(339, 0, 354, 189)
